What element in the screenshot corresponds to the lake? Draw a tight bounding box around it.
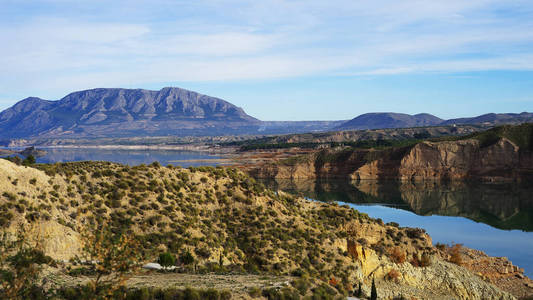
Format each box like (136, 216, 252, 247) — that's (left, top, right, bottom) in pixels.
(29, 147, 224, 167)
(259, 178, 533, 277)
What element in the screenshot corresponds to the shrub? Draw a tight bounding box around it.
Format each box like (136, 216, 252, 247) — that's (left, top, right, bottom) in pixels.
(420, 253, 432, 267)
(435, 242, 446, 251)
(248, 286, 261, 298)
(385, 269, 401, 282)
(158, 252, 176, 267)
(179, 250, 195, 265)
(449, 244, 463, 265)
(195, 247, 211, 259)
(405, 228, 425, 239)
(387, 222, 400, 227)
(292, 277, 310, 295)
(389, 247, 406, 264)
(22, 155, 36, 166)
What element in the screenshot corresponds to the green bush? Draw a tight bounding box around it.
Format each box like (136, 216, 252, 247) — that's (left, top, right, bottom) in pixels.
(158, 252, 176, 267)
(22, 155, 36, 166)
(179, 250, 195, 265)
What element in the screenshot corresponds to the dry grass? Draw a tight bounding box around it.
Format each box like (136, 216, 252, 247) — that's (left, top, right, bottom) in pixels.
(390, 247, 406, 264)
(385, 269, 401, 282)
(449, 244, 463, 265)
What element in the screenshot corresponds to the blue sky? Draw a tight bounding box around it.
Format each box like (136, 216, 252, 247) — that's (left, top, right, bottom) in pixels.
(1, 0, 533, 120)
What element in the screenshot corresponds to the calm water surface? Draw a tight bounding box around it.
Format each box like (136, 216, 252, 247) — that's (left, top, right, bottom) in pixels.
(260, 178, 533, 277)
(33, 147, 223, 167)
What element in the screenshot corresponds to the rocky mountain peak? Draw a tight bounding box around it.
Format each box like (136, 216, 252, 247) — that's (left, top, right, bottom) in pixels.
(0, 87, 259, 138)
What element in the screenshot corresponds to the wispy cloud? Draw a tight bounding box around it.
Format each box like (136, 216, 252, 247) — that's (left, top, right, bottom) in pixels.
(1, 0, 533, 99)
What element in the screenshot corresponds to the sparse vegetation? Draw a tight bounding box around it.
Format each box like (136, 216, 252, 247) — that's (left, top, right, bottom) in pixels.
(0, 226, 53, 299)
(389, 247, 406, 264)
(75, 222, 143, 299)
(59, 286, 232, 300)
(449, 244, 463, 265)
(385, 269, 401, 282)
(0, 158, 517, 299)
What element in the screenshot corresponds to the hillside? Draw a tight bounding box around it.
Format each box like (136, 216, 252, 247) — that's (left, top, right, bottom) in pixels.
(250, 123, 533, 181)
(0, 159, 525, 299)
(228, 125, 482, 151)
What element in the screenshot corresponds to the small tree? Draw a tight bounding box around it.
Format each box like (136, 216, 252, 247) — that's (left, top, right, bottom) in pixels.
(370, 278, 377, 300)
(179, 250, 195, 266)
(22, 155, 36, 166)
(77, 222, 142, 299)
(158, 252, 175, 268)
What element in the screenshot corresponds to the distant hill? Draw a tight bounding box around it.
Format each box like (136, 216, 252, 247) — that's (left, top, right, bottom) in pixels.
(336, 113, 443, 130)
(337, 112, 533, 131)
(441, 112, 533, 126)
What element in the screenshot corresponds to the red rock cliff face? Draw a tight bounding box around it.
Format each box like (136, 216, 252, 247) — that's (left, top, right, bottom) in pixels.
(251, 138, 533, 181)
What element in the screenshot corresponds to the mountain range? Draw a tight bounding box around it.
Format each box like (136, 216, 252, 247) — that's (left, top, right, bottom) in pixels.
(0, 87, 531, 138)
(0, 87, 263, 138)
(336, 112, 533, 130)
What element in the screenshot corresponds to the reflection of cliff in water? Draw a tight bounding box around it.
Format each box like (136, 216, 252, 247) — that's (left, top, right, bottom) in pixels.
(258, 178, 533, 232)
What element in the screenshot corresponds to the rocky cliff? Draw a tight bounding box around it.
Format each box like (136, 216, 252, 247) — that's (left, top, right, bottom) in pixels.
(251, 136, 533, 181)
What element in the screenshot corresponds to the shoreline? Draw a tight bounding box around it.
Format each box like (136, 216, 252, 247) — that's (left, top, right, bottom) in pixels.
(12, 144, 240, 154)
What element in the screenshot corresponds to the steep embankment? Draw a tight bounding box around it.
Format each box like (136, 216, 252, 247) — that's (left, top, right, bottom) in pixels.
(251, 124, 533, 181)
(0, 159, 526, 298)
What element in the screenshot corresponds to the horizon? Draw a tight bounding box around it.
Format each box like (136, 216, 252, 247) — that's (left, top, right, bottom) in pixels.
(1, 1, 533, 120)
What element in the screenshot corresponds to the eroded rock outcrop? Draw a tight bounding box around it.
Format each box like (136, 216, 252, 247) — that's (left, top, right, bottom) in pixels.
(251, 137, 533, 181)
(344, 220, 517, 299)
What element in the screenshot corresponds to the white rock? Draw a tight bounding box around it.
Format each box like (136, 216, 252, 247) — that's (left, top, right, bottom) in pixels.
(143, 263, 162, 270)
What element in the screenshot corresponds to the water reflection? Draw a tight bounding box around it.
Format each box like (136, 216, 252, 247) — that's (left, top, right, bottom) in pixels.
(258, 178, 533, 232)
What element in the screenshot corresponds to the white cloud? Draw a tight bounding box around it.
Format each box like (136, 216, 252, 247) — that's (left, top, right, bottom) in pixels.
(0, 0, 533, 99)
